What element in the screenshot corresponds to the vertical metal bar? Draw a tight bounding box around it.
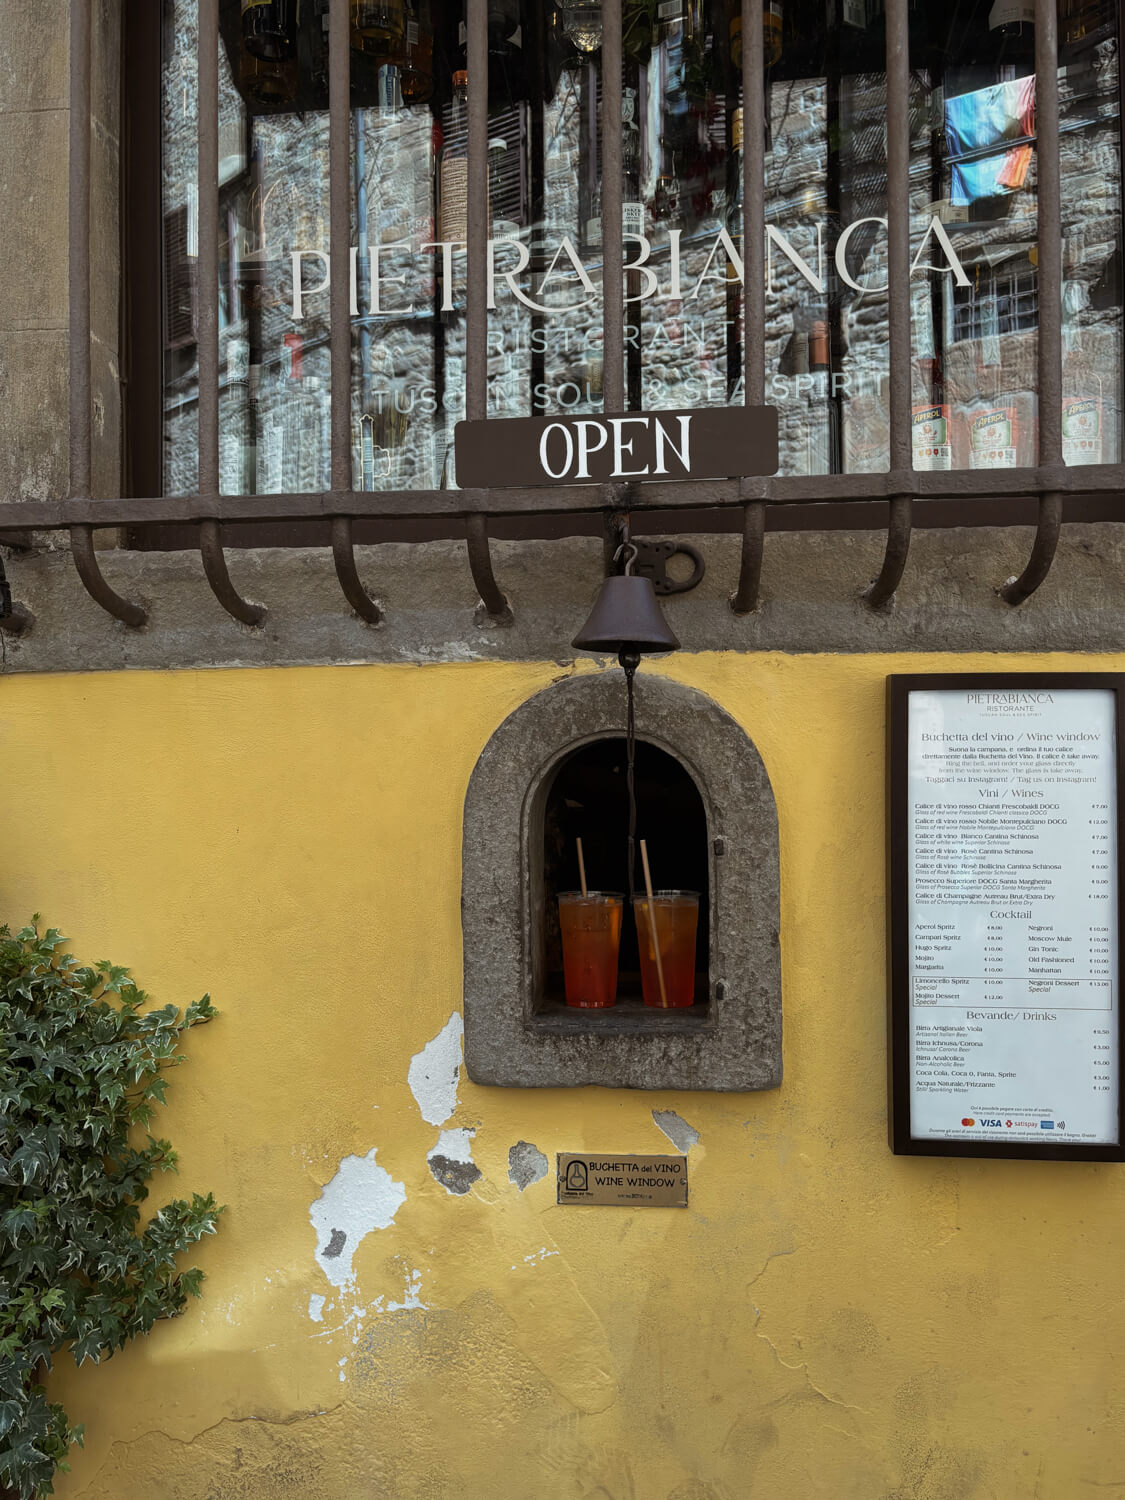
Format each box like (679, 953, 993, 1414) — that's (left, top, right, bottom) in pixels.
(465, 0, 510, 618)
(67, 0, 147, 626)
(601, 0, 623, 417)
(599, 0, 626, 576)
(1034, 0, 1063, 474)
(466, 0, 488, 427)
(329, 0, 352, 492)
(198, 0, 220, 499)
(864, 0, 912, 608)
(68, 0, 92, 502)
(193, 0, 265, 623)
(1001, 0, 1063, 604)
(732, 0, 767, 614)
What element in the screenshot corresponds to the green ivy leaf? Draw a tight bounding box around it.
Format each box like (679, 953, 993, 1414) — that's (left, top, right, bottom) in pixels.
(0, 920, 222, 1498)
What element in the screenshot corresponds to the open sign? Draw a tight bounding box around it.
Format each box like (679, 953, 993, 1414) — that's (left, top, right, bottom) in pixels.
(455, 406, 778, 488)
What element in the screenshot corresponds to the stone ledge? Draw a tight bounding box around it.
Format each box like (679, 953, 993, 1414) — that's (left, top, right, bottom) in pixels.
(3, 523, 1125, 672)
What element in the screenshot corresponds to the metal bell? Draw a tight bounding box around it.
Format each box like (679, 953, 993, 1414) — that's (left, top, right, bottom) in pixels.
(571, 572, 680, 655)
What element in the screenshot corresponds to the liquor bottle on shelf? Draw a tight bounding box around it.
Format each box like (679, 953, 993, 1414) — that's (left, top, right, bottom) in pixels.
(286, 372, 328, 493)
(584, 177, 602, 251)
(400, 0, 434, 102)
(807, 319, 834, 475)
(652, 146, 683, 234)
(240, 45, 298, 108)
(1062, 338, 1104, 467)
(729, 0, 782, 70)
(487, 0, 521, 52)
(351, 0, 406, 58)
(560, 0, 604, 53)
(622, 86, 644, 240)
(964, 385, 1021, 470)
(241, 0, 296, 62)
(583, 88, 642, 251)
(438, 70, 469, 244)
(911, 356, 952, 472)
(486, 0, 528, 106)
(987, 0, 1034, 36)
(489, 137, 522, 241)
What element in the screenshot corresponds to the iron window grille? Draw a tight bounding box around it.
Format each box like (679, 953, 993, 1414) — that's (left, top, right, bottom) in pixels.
(0, 0, 1122, 630)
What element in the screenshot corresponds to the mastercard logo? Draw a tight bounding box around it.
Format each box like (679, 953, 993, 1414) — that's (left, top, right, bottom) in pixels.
(961, 1118, 975, 1127)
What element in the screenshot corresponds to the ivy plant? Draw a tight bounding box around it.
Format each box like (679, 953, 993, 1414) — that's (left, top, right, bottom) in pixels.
(0, 921, 222, 1499)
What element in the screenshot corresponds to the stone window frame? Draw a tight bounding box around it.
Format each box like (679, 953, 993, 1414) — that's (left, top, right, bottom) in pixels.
(462, 670, 782, 1091)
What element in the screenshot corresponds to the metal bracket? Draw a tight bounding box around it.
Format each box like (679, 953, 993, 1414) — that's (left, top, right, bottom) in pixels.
(630, 539, 706, 596)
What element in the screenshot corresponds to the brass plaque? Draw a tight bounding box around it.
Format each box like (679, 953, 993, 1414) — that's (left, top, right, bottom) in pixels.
(556, 1153, 688, 1207)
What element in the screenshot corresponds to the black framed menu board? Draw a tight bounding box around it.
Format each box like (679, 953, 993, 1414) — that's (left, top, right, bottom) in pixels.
(888, 675, 1125, 1161)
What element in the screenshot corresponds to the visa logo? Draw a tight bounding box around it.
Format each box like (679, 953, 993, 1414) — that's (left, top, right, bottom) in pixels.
(980, 1119, 1003, 1128)
(1040, 1120, 1055, 1129)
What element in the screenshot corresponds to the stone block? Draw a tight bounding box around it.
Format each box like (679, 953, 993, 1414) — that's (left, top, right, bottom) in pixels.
(0, 329, 69, 502)
(0, 0, 68, 114)
(0, 108, 68, 331)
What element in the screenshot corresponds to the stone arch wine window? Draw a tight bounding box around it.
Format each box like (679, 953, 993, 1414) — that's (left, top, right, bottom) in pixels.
(542, 738, 710, 1015)
(462, 672, 782, 1092)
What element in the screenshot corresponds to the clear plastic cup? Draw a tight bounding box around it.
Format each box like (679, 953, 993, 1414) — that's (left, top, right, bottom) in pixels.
(633, 890, 700, 1008)
(557, 892, 624, 1008)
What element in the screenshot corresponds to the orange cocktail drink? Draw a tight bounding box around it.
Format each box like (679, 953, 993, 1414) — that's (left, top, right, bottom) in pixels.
(558, 893, 624, 1008)
(633, 891, 699, 1008)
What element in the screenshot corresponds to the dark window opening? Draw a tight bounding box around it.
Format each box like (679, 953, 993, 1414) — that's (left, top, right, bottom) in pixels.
(538, 737, 710, 1022)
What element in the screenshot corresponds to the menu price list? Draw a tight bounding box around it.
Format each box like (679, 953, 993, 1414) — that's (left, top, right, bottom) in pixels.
(907, 687, 1119, 1146)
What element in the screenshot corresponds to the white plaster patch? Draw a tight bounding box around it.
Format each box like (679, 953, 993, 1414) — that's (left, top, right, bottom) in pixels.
(429, 1126, 474, 1163)
(510, 1246, 561, 1271)
(309, 1148, 407, 1289)
(307, 1294, 326, 1323)
(408, 1012, 464, 1125)
(388, 1268, 427, 1311)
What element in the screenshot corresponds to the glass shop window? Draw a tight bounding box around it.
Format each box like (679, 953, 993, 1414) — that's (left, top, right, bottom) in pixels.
(539, 737, 710, 1015)
(909, 0, 1123, 470)
(158, 0, 1124, 495)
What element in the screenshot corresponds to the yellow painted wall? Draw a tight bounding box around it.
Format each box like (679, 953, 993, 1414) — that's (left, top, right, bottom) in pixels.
(4, 652, 1123, 1499)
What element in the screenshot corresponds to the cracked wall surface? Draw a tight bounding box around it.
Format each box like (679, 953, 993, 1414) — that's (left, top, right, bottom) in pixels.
(0, 652, 1115, 1499)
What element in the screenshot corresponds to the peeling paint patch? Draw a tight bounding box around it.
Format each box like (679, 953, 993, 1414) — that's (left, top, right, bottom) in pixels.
(310, 1148, 406, 1288)
(508, 1140, 549, 1190)
(408, 1012, 464, 1125)
(523, 1246, 559, 1265)
(307, 1294, 326, 1323)
(653, 1108, 700, 1153)
(427, 1126, 481, 1196)
(387, 1268, 427, 1311)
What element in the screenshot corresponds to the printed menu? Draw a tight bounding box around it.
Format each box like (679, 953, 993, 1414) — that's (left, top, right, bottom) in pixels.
(907, 687, 1119, 1145)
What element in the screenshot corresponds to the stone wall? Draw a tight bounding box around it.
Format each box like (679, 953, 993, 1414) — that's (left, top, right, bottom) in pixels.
(0, 0, 121, 507)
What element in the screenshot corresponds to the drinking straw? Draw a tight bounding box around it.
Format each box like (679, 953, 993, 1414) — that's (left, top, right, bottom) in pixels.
(639, 839, 669, 1008)
(576, 837, 588, 898)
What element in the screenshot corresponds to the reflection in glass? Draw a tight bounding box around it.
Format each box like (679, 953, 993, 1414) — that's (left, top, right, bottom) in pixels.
(910, 0, 1121, 469)
(160, 0, 1124, 496)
